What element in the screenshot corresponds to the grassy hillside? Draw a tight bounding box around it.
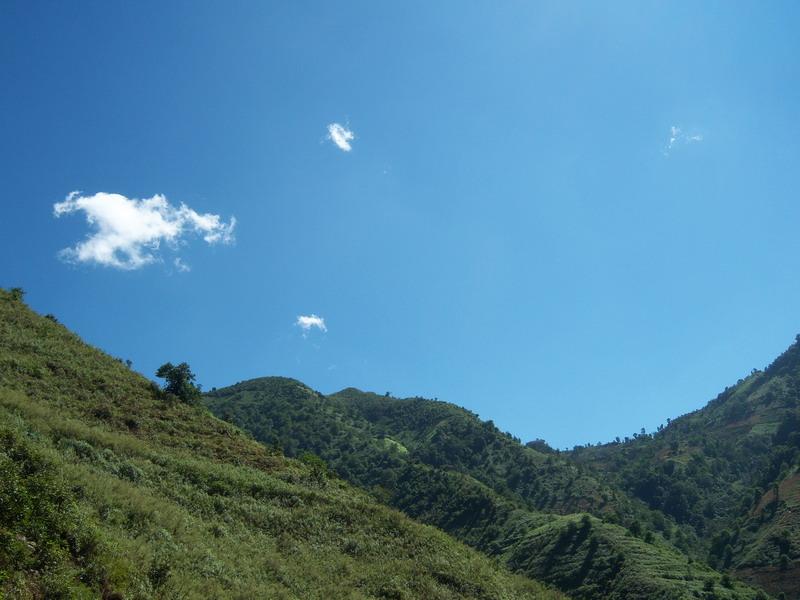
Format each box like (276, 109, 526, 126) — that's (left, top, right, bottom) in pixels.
(206, 378, 765, 599)
(0, 288, 559, 600)
(208, 379, 662, 524)
(569, 339, 800, 598)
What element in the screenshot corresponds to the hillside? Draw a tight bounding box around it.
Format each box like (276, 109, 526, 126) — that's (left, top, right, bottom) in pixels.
(0, 288, 559, 600)
(206, 378, 764, 599)
(569, 339, 800, 598)
(209, 379, 661, 524)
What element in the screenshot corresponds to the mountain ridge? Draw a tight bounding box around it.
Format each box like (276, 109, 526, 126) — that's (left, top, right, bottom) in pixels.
(207, 376, 766, 599)
(0, 288, 559, 599)
(2, 284, 791, 598)
(569, 337, 800, 597)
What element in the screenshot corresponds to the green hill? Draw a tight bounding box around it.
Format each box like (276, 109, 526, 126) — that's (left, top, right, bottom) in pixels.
(568, 339, 800, 598)
(208, 378, 658, 524)
(206, 378, 763, 599)
(0, 288, 559, 599)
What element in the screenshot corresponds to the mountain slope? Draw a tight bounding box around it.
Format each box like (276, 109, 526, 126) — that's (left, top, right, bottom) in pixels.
(569, 339, 800, 598)
(209, 378, 657, 524)
(206, 377, 763, 599)
(0, 288, 558, 600)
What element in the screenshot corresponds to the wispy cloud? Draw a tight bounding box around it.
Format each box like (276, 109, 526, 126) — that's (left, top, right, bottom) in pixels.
(53, 191, 236, 270)
(173, 257, 191, 273)
(664, 125, 703, 156)
(327, 123, 355, 152)
(296, 314, 327, 337)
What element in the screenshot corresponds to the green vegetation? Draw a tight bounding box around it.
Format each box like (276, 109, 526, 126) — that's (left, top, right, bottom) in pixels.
(208, 379, 653, 524)
(0, 288, 559, 599)
(570, 339, 800, 598)
(5, 279, 794, 599)
(155, 362, 202, 404)
(206, 379, 763, 599)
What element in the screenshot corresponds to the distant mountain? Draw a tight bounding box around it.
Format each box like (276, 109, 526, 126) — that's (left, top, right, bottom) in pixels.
(207, 378, 763, 599)
(569, 339, 800, 598)
(5, 279, 788, 599)
(0, 288, 558, 599)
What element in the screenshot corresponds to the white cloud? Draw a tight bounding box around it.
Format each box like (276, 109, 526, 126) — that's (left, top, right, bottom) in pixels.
(327, 123, 355, 152)
(173, 257, 191, 273)
(296, 314, 327, 336)
(53, 191, 236, 270)
(664, 126, 703, 156)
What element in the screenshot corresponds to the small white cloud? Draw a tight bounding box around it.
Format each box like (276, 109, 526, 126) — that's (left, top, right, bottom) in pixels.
(327, 123, 355, 152)
(173, 257, 191, 273)
(667, 125, 680, 150)
(296, 314, 327, 336)
(53, 191, 236, 270)
(664, 125, 703, 156)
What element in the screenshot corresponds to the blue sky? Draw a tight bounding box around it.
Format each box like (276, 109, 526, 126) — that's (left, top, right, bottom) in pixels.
(3, 1, 800, 448)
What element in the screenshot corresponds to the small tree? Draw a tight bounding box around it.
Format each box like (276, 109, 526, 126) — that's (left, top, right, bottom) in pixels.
(779, 553, 790, 571)
(155, 362, 201, 404)
(300, 452, 328, 484)
(628, 520, 642, 538)
(722, 544, 733, 568)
